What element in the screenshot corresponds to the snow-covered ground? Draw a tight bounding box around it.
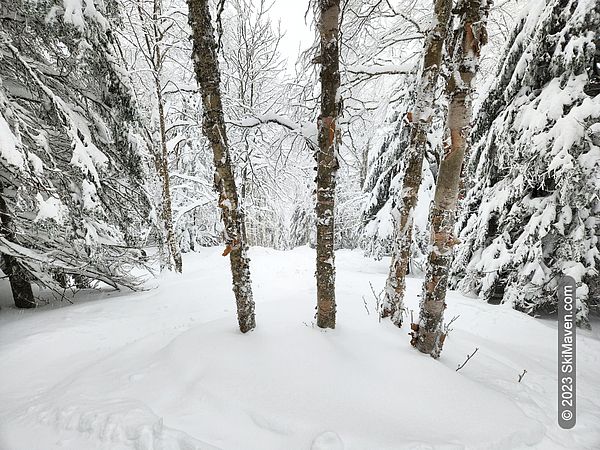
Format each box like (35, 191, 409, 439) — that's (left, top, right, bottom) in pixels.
(1, 247, 599, 450)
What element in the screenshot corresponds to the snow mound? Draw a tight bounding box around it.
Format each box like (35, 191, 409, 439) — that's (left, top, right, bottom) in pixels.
(311, 431, 344, 450)
(22, 399, 218, 450)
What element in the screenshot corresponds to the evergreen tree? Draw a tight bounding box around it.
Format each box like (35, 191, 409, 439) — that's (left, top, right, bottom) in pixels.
(360, 86, 441, 267)
(451, 0, 600, 327)
(0, 0, 152, 307)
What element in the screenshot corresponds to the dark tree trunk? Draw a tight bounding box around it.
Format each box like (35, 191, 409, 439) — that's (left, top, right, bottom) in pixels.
(3, 254, 35, 308)
(0, 193, 35, 309)
(413, 0, 492, 357)
(382, 0, 452, 326)
(73, 274, 92, 289)
(315, 0, 341, 329)
(187, 0, 255, 333)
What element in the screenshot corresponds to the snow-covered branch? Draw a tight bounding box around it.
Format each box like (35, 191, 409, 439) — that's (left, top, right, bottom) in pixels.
(345, 63, 414, 76)
(230, 113, 318, 149)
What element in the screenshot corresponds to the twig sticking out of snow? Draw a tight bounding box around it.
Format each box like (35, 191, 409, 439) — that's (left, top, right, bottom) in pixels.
(456, 347, 479, 372)
(361, 295, 370, 315)
(518, 369, 527, 383)
(368, 281, 383, 321)
(445, 315, 460, 335)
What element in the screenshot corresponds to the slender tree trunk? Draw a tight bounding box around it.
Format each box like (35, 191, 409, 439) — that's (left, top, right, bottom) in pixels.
(138, 0, 183, 273)
(0, 193, 35, 309)
(315, 0, 341, 329)
(413, 0, 491, 357)
(382, 0, 452, 326)
(155, 73, 182, 273)
(2, 253, 35, 308)
(188, 0, 256, 333)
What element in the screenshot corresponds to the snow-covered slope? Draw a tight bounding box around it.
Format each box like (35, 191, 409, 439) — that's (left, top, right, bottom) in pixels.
(1, 248, 599, 449)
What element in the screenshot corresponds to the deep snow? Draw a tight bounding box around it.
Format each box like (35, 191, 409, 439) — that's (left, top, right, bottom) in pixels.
(0, 247, 599, 449)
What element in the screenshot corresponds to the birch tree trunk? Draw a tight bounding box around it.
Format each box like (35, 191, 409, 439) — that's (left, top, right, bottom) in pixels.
(136, 0, 183, 273)
(413, 0, 491, 357)
(155, 81, 182, 273)
(188, 0, 256, 333)
(0, 192, 35, 309)
(382, 0, 452, 326)
(316, 0, 341, 329)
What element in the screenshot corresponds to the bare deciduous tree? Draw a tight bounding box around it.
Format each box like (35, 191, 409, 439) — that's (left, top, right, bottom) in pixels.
(119, 0, 184, 273)
(221, 0, 289, 249)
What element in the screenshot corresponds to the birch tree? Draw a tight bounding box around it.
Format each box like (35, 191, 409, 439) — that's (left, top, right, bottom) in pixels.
(381, 0, 452, 326)
(128, 0, 183, 273)
(187, 0, 255, 333)
(120, 0, 219, 263)
(360, 1, 520, 265)
(413, 0, 492, 357)
(315, 0, 342, 329)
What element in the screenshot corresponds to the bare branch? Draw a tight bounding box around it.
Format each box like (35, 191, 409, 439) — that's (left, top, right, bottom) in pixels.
(456, 348, 479, 372)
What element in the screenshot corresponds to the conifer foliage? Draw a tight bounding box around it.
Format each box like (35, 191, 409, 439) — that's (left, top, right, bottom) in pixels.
(451, 0, 600, 327)
(0, 0, 152, 307)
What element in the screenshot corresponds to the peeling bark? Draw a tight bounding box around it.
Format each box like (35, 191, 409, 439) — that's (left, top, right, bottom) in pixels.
(188, 0, 255, 333)
(382, 0, 452, 326)
(315, 0, 341, 329)
(414, 0, 491, 357)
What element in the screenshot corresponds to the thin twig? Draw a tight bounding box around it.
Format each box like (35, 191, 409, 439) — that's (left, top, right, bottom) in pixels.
(368, 281, 383, 319)
(445, 314, 460, 334)
(518, 369, 527, 382)
(456, 347, 479, 372)
(361, 295, 370, 315)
